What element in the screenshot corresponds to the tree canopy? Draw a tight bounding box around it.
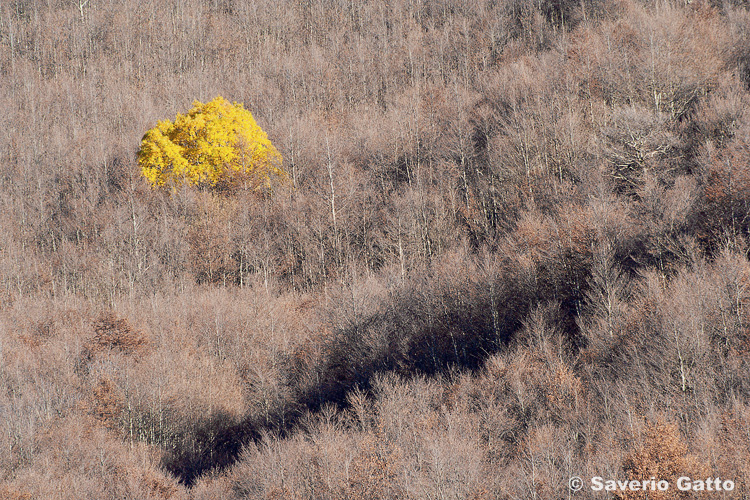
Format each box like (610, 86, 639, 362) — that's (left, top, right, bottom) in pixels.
(138, 96, 285, 191)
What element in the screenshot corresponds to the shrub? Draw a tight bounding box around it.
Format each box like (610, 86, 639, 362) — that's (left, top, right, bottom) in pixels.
(138, 96, 285, 192)
(618, 419, 706, 500)
(90, 312, 149, 354)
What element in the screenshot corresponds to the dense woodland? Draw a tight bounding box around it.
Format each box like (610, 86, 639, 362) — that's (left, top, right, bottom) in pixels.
(2, 0, 750, 497)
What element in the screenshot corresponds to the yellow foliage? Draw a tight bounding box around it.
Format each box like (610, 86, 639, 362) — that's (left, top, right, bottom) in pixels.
(138, 96, 285, 191)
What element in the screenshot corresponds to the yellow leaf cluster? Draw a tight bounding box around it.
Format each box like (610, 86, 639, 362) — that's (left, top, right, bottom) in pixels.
(138, 96, 285, 191)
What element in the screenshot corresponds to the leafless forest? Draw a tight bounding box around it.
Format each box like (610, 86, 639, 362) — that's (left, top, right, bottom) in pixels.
(2, 0, 750, 497)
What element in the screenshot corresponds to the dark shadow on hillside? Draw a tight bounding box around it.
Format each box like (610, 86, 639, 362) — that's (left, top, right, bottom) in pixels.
(162, 257, 588, 486)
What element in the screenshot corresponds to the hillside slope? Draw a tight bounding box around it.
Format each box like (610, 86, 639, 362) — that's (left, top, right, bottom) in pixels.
(2, 0, 750, 497)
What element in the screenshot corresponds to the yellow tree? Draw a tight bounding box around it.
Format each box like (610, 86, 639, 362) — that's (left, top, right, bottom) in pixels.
(138, 96, 285, 191)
